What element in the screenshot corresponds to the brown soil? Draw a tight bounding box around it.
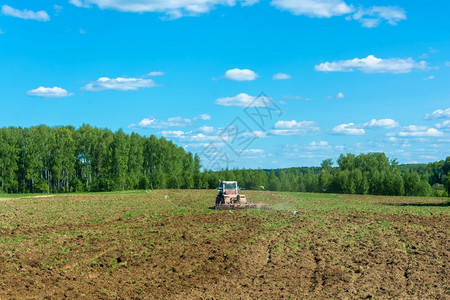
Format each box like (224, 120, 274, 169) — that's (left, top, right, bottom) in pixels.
(0, 191, 448, 299)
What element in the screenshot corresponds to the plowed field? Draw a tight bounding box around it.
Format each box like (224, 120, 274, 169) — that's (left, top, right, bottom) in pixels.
(0, 190, 448, 299)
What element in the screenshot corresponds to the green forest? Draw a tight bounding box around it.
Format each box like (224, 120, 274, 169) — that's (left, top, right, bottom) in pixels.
(204, 154, 450, 197)
(0, 125, 201, 193)
(0, 125, 449, 197)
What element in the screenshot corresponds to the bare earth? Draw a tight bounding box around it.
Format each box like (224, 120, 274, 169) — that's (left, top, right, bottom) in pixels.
(0, 190, 448, 299)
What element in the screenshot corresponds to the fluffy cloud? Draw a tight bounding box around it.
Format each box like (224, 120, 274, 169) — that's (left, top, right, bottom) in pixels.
(271, 120, 320, 136)
(1, 5, 50, 21)
(351, 6, 406, 28)
(224, 68, 258, 81)
(397, 126, 443, 137)
(83, 76, 157, 91)
(215, 93, 271, 107)
(336, 92, 344, 99)
(26, 87, 73, 98)
(362, 118, 399, 129)
(332, 123, 365, 135)
(130, 114, 210, 129)
(271, 0, 353, 18)
(68, 0, 255, 18)
(315, 55, 427, 73)
(423, 75, 435, 81)
(425, 108, 450, 119)
(272, 73, 291, 80)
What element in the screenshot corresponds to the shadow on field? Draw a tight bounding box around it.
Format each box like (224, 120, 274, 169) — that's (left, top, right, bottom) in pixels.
(382, 200, 450, 207)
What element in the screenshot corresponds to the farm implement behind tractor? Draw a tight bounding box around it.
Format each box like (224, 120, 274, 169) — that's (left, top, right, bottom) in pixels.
(214, 180, 269, 210)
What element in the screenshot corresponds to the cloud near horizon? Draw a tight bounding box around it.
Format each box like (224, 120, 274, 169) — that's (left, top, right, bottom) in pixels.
(271, 120, 320, 136)
(130, 114, 211, 129)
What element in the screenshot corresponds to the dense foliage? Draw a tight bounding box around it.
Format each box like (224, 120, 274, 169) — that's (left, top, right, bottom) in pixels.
(1, 125, 449, 197)
(204, 153, 450, 197)
(0, 125, 201, 193)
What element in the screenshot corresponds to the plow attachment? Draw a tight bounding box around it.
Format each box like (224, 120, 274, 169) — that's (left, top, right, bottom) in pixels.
(215, 203, 271, 210)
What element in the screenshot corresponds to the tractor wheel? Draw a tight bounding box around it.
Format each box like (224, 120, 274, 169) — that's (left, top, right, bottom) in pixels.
(216, 195, 224, 206)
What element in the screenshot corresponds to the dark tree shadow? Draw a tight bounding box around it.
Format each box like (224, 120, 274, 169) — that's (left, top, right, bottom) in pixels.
(381, 201, 450, 207)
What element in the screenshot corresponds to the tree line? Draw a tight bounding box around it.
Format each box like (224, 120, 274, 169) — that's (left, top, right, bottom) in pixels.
(1, 125, 449, 197)
(0, 125, 201, 193)
(203, 153, 450, 197)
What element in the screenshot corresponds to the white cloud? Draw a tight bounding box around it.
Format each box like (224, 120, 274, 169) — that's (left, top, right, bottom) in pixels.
(69, 0, 88, 8)
(199, 125, 215, 133)
(194, 114, 211, 121)
(307, 141, 331, 149)
(1, 5, 50, 21)
(146, 71, 165, 77)
(423, 75, 435, 81)
(436, 120, 450, 130)
(398, 126, 443, 137)
(252, 131, 268, 138)
(242, 149, 264, 154)
(272, 72, 291, 80)
(26, 87, 73, 98)
(272, 120, 320, 135)
(161, 130, 186, 138)
(336, 92, 344, 98)
(130, 114, 210, 129)
(162, 131, 222, 143)
(215, 93, 271, 107)
(282, 95, 312, 101)
(271, 0, 353, 18)
(54, 5, 64, 14)
(83, 76, 157, 91)
(425, 108, 450, 119)
(224, 68, 258, 81)
(351, 6, 406, 28)
(138, 117, 191, 128)
(69, 0, 256, 18)
(332, 123, 365, 135)
(315, 55, 427, 73)
(362, 118, 399, 129)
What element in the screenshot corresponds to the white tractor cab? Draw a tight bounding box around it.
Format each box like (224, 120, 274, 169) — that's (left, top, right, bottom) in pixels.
(215, 180, 247, 209)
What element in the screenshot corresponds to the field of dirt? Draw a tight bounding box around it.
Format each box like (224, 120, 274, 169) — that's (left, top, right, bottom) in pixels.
(0, 190, 448, 299)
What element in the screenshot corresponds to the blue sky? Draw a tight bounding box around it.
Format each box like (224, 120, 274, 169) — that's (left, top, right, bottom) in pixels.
(1, 0, 449, 169)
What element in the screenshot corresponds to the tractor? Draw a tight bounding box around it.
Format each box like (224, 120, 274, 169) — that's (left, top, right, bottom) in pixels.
(215, 180, 268, 210)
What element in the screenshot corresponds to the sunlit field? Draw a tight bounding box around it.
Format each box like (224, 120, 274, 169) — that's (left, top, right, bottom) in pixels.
(0, 190, 448, 299)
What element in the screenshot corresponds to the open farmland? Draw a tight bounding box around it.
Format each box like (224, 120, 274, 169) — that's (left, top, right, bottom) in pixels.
(0, 190, 448, 299)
